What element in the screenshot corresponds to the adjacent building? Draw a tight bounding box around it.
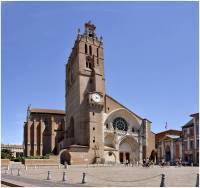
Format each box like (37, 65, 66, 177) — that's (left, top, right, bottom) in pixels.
(23, 22, 155, 165)
(155, 113, 199, 166)
(182, 113, 199, 165)
(156, 130, 182, 163)
(1, 144, 24, 158)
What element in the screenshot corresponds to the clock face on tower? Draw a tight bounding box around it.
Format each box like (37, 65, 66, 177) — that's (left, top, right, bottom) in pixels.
(92, 93, 101, 103)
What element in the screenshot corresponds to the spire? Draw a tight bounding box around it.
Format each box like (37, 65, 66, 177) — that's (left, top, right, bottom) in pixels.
(26, 104, 31, 121)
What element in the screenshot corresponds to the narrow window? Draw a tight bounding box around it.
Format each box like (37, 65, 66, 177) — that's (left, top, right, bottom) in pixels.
(89, 63, 92, 69)
(85, 44, 88, 54)
(93, 127, 95, 131)
(97, 48, 99, 57)
(107, 107, 110, 111)
(93, 112, 95, 116)
(86, 62, 89, 68)
(89, 45, 92, 55)
(93, 137, 95, 143)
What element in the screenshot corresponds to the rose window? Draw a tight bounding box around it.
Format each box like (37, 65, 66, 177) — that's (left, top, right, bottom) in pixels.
(113, 117, 128, 131)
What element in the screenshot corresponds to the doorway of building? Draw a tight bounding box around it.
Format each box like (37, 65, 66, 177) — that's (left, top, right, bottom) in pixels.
(125, 152, 130, 162)
(165, 145, 171, 162)
(119, 152, 123, 163)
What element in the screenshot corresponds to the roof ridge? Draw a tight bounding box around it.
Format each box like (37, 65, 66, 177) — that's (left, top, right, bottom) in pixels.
(30, 108, 65, 115)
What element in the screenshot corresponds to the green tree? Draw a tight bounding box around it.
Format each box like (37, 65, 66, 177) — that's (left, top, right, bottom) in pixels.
(1, 149, 14, 160)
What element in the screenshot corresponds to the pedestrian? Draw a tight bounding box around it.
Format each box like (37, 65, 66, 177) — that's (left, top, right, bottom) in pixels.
(126, 160, 129, 167)
(161, 158, 165, 167)
(131, 161, 134, 167)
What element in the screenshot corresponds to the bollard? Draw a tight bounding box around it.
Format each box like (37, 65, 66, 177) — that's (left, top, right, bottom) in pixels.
(17, 169, 20, 176)
(62, 171, 67, 182)
(47, 171, 51, 180)
(82, 172, 86, 184)
(195, 173, 199, 187)
(25, 166, 27, 171)
(160, 174, 165, 187)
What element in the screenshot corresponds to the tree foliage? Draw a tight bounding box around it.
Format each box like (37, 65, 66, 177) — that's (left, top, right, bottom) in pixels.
(1, 149, 14, 160)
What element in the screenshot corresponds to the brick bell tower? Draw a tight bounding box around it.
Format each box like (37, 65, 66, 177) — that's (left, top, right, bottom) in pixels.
(65, 21, 105, 163)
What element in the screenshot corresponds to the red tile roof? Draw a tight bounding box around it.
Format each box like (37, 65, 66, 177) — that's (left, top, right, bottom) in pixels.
(30, 108, 65, 115)
(155, 129, 181, 141)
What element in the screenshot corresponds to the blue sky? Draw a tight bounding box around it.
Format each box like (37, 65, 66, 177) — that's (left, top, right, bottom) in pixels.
(2, 2, 198, 144)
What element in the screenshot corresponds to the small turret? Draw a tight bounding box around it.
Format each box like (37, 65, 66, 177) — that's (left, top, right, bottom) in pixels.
(84, 21, 96, 38)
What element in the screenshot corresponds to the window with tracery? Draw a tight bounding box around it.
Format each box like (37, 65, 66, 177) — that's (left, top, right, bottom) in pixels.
(113, 117, 128, 131)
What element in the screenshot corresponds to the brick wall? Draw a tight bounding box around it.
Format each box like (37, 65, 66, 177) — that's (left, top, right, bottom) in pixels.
(1, 159, 10, 166)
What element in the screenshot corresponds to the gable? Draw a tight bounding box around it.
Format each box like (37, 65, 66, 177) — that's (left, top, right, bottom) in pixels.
(105, 94, 145, 122)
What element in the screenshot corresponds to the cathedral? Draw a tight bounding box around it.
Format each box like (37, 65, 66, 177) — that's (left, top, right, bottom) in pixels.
(23, 21, 155, 165)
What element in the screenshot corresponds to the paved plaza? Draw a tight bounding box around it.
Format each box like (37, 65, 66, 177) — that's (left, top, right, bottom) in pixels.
(1, 163, 199, 187)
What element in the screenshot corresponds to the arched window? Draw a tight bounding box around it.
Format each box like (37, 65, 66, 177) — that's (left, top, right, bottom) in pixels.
(85, 44, 88, 54)
(89, 45, 92, 55)
(70, 117, 74, 137)
(89, 62, 92, 69)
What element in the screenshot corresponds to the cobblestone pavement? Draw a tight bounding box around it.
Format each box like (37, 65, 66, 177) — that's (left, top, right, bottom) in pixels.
(1, 164, 199, 187)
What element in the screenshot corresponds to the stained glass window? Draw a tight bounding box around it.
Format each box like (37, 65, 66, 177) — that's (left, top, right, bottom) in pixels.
(113, 117, 128, 131)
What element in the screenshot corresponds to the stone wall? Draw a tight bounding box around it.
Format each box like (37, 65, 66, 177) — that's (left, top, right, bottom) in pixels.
(24, 110, 65, 157)
(105, 95, 123, 114)
(147, 131, 155, 158)
(1, 159, 10, 167)
(23, 155, 59, 167)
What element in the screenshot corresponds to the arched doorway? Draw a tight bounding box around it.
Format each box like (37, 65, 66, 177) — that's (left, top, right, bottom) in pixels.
(165, 145, 171, 162)
(119, 136, 139, 164)
(119, 142, 131, 163)
(60, 150, 71, 165)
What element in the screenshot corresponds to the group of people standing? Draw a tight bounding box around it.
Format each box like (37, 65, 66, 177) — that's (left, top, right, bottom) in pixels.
(142, 158, 154, 167)
(122, 157, 187, 167)
(122, 158, 155, 167)
(159, 158, 183, 167)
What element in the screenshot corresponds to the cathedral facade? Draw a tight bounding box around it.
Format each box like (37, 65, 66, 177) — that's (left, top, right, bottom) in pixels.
(24, 22, 155, 164)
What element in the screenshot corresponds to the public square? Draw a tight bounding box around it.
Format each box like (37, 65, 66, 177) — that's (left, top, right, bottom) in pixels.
(1, 163, 199, 187)
(1, 2, 199, 187)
